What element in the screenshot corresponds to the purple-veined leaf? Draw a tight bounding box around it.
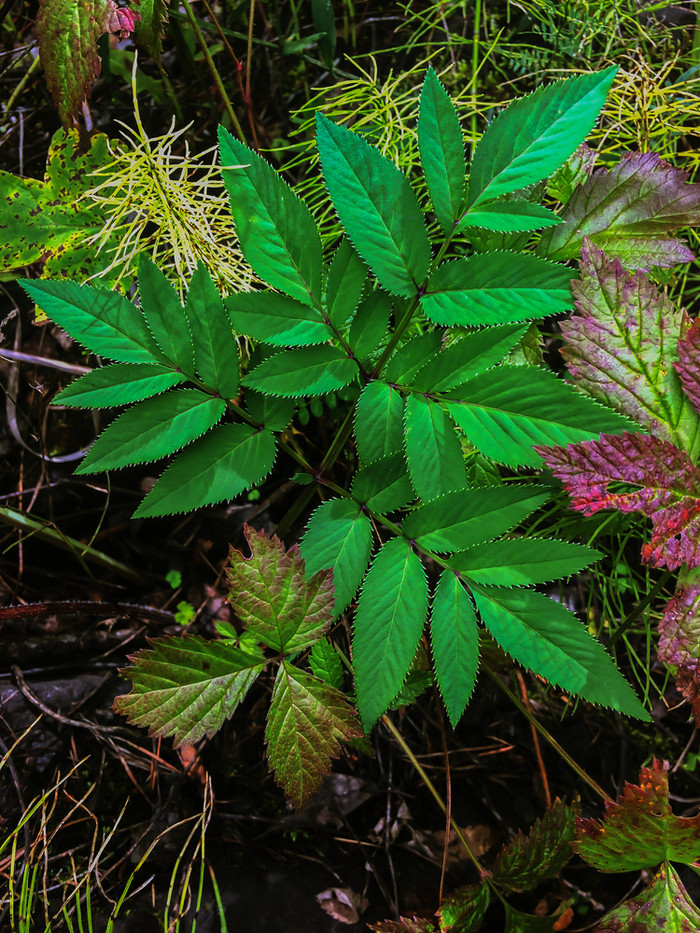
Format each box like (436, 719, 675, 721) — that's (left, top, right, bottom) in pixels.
(491, 799, 579, 890)
(265, 660, 362, 811)
(540, 151, 700, 270)
(226, 525, 335, 653)
(574, 759, 700, 870)
(675, 316, 700, 418)
(594, 863, 700, 932)
(561, 240, 698, 450)
(658, 565, 700, 724)
(537, 432, 700, 571)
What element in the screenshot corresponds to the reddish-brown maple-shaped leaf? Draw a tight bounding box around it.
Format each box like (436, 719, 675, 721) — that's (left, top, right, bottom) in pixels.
(574, 759, 700, 872)
(594, 863, 700, 932)
(536, 432, 700, 570)
(675, 317, 700, 418)
(37, 0, 139, 126)
(226, 524, 335, 653)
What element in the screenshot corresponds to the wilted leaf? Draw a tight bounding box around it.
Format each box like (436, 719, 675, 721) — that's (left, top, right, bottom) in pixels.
(492, 799, 579, 890)
(593, 863, 700, 932)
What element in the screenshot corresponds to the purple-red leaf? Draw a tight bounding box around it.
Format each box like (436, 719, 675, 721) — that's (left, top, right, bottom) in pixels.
(561, 241, 696, 448)
(593, 863, 700, 932)
(541, 151, 700, 270)
(658, 565, 700, 724)
(675, 317, 700, 418)
(574, 759, 700, 871)
(537, 432, 700, 570)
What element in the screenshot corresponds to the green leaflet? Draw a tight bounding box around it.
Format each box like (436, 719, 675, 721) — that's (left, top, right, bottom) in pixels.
(458, 200, 561, 233)
(410, 323, 528, 393)
(54, 363, 185, 409)
(421, 253, 574, 327)
(354, 538, 428, 729)
(137, 255, 195, 374)
(450, 538, 601, 585)
(218, 127, 323, 306)
(445, 366, 637, 467)
(472, 585, 649, 719)
(311, 0, 336, 70)
(354, 381, 405, 464)
(404, 394, 466, 500)
(301, 498, 374, 617)
(113, 634, 264, 746)
(76, 389, 226, 474)
(20, 278, 163, 364)
(134, 0, 169, 59)
(244, 389, 297, 431)
(316, 112, 431, 297)
(243, 345, 358, 397)
(438, 882, 491, 933)
(348, 290, 392, 362)
(352, 452, 414, 513)
(418, 67, 466, 231)
(325, 237, 368, 330)
(402, 486, 551, 552)
(134, 423, 276, 517)
(224, 291, 331, 346)
(431, 570, 479, 727)
(384, 332, 443, 384)
(309, 639, 344, 689)
(466, 66, 618, 208)
(185, 263, 240, 399)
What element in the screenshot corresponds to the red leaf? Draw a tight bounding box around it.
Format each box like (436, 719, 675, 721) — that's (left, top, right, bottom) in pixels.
(675, 317, 700, 416)
(658, 566, 700, 724)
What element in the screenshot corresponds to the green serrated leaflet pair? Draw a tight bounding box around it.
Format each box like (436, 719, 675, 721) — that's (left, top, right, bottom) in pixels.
(26, 62, 649, 755)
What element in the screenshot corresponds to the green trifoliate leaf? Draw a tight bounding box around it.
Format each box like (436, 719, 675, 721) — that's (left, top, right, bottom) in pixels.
(20, 279, 163, 364)
(404, 394, 466, 500)
(218, 127, 323, 305)
(352, 452, 414, 513)
(466, 66, 617, 208)
(420, 253, 574, 327)
(472, 585, 650, 719)
(54, 363, 185, 408)
(418, 67, 466, 231)
(410, 323, 527, 393)
(354, 381, 405, 465)
(325, 237, 368, 329)
(354, 538, 428, 729)
(593, 864, 700, 933)
(301, 498, 373, 617)
(224, 290, 331, 346)
(450, 538, 601, 586)
(226, 524, 334, 653)
(316, 112, 431, 297)
(113, 634, 264, 745)
(458, 200, 561, 233)
(431, 570, 479, 727)
(309, 639, 344, 689)
(243, 345, 358, 397)
(402, 485, 552, 553)
(445, 366, 637, 467)
(185, 263, 240, 399)
(137, 254, 195, 374)
(348, 290, 392, 362)
(384, 332, 442, 384)
(76, 389, 226, 474)
(134, 422, 276, 517)
(266, 660, 362, 811)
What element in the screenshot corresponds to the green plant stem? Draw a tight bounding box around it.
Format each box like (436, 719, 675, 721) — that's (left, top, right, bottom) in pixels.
(4, 53, 42, 116)
(482, 665, 614, 804)
(605, 570, 673, 648)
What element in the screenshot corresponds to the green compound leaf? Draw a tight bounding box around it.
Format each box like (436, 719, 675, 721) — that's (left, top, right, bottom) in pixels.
(242, 345, 358, 397)
(352, 452, 414, 513)
(445, 366, 637, 468)
(113, 634, 263, 746)
(458, 200, 561, 233)
(20, 278, 163, 364)
(492, 799, 579, 890)
(437, 883, 490, 933)
(316, 112, 431, 297)
(353, 537, 428, 730)
(134, 422, 276, 518)
(418, 67, 466, 232)
(421, 253, 574, 327)
(226, 525, 335, 654)
(76, 389, 226, 474)
(384, 332, 443, 384)
(185, 263, 240, 399)
(224, 290, 331, 346)
(402, 486, 552, 553)
(325, 237, 368, 330)
(266, 660, 362, 811)
(348, 290, 392, 362)
(301, 498, 373, 617)
(137, 255, 195, 375)
(404, 394, 466, 500)
(450, 538, 601, 586)
(430, 570, 479, 727)
(243, 389, 297, 432)
(594, 864, 700, 932)
(574, 759, 700, 871)
(472, 585, 649, 719)
(354, 381, 405, 465)
(411, 324, 528, 393)
(466, 66, 617, 208)
(309, 639, 344, 689)
(54, 363, 185, 408)
(218, 127, 323, 305)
